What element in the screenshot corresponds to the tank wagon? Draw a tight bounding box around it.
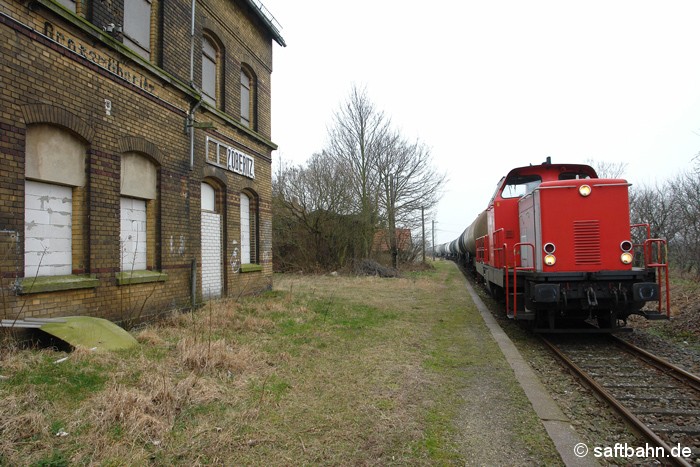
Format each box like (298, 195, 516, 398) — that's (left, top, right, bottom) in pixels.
(438, 159, 670, 331)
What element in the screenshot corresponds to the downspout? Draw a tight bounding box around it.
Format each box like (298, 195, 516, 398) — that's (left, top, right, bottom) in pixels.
(188, 0, 199, 309)
(187, 98, 203, 170)
(187, 0, 200, 170)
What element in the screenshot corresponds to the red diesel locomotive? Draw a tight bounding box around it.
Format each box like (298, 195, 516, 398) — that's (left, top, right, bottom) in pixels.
(438, 159, 670, 331)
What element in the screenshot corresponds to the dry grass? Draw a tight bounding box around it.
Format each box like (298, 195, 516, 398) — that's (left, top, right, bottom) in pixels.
(0, 263, 559, 465)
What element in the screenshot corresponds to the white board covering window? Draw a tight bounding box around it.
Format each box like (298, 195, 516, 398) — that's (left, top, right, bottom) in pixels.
(25, 181, 72, 277)
(240, 193, 250, 264)
(123, 0, 152, 60)
(201, 182, 216, 212)
(240, 70, 250, 127)
(202, 37, 217, 106)
(56, 0, 76, 13)
(201, 183, 221, 298)
(120, 197, 147, 271)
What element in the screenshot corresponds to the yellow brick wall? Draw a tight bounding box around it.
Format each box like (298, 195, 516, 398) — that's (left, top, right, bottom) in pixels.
(0, 0, 279, 323)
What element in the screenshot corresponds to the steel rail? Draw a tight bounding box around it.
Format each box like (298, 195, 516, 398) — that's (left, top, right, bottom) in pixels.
(540, 337, 693, 467)
(612, 335, 700, 391)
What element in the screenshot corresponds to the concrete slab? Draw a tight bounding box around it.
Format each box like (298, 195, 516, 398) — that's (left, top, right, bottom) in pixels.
(40, 316, 138, 351)
(465, 280, 599, 467)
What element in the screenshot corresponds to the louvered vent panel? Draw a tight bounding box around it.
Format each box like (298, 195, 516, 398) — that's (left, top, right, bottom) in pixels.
(574, 220, 601, 265)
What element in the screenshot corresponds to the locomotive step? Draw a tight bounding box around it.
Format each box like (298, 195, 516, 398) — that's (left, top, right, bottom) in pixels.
(533, 326, 633, 334)
(638, 312, 669, 320)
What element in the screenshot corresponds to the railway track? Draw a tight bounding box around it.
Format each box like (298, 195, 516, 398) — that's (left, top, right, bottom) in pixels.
(541, 334, 700, 466)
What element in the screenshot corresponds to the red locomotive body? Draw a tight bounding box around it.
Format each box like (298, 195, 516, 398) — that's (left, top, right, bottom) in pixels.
(442, 159, 669, 331)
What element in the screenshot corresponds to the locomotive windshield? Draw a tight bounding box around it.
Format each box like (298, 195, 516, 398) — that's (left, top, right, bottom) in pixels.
(559, 171, 593, 180)
(501, 174, 541, 199)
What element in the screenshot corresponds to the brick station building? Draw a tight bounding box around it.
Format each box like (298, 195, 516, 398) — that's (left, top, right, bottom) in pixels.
(0, 0, 285, 323)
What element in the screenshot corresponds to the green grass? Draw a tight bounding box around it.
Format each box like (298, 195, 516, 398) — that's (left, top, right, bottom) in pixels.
(6, 356, 107, 402)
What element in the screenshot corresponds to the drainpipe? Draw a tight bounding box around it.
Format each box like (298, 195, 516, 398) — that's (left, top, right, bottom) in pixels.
(187, 97, 203, 169)
(187, 0, 200, 170)
(191, 258, 197, 310)
(189, 0, 198, 309)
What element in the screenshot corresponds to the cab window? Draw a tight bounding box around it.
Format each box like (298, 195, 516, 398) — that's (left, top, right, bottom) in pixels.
(559, 172, 592, 180)
(501, 175, 541, 199)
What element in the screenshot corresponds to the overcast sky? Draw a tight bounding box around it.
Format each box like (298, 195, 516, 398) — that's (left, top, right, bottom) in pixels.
(263, 0, 700, 245)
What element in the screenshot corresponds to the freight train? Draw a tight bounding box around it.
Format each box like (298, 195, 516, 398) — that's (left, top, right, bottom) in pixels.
(436, 158, 670, 331)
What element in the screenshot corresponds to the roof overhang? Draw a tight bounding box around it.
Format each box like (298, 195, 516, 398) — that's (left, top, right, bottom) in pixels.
(243, 0, 287, 47)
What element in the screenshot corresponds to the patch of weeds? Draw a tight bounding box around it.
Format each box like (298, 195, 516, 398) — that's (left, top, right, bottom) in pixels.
(140, 345, 169, 361)
(30, 450, 70, 467)
(278, 318, 312, 336)
(375, 398, 394, 410)
(256, 289, 287, 300)
(171, 402, 228, 434)
(402, 268, 437, 280)
(645, 325, 700, 351)
(108, 423, 125, 441)
(250, 375, 292, 404)
(418, 408, 461, 462)
(48, 420, 66, 436)
(330, 304, 397, 333)
(7, 357, 107, 402)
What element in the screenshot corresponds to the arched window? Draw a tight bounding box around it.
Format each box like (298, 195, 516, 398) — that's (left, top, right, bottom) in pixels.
(201, 183, 216, 212)
(120, 152, 158, 271)
(202, 35, 219, 107)
(201, 181, 223, 298)
(24, 125, 86, 277)
(240, 66, 256, 129)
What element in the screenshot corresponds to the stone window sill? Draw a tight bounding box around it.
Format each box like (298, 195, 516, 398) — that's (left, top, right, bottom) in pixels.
(116, 270, 168, 285)
(18, 274, 99, 294)
(240, 264, 262, 273)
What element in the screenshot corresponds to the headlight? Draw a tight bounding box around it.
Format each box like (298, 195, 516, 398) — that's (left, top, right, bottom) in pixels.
(620, 240, 633, 252)
(544, 254, 556, 266)
(621, 252, 633, 264)
(579, 185, 591, 197)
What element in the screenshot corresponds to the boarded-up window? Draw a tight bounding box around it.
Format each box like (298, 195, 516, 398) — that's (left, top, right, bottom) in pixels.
(120, 153, 157, 271)
(123, 0, 151, 60)
(202, 37, 217, 106)
(56, 0, 76, 13)
(240, 69, 250, 127)
(240, 192, 258, 264)
(120, 197, 147, 271)
(201, 183, 222, 298)
(24, 124, 85, 278)
(201, 182, 216, 212)
(25, 181, 72, 277)
(240, 192, 250, 264)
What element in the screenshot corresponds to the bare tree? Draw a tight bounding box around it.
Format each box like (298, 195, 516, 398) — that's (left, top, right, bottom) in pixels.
(326, 84, 393, 258)
(585, 158, 628, 179)
(273, 84, 446, 271)
(272, 152, 356, 270)
(376, 136, 446, 268)
(669, 171, 700, 275)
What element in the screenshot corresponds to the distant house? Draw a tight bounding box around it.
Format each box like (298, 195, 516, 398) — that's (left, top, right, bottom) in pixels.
(373, 229, 413, 253)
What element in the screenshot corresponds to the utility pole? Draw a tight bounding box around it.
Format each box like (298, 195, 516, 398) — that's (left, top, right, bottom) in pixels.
(432, 219, 435, 261)
(421, 206, 425, 263)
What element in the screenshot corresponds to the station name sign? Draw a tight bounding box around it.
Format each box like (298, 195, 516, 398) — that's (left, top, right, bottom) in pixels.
(42, 22, 157, 95)
(206, 137, 255, 179)
(226, 147, 255, 179)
